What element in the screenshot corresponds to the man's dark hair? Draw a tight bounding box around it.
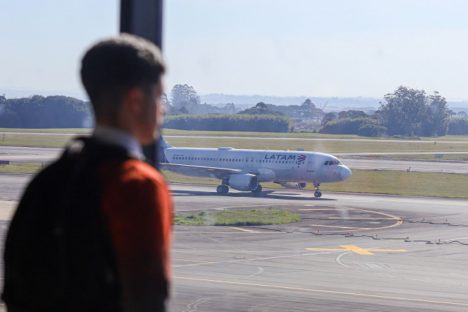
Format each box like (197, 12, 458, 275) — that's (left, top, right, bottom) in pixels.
(81, 34, 166, 119)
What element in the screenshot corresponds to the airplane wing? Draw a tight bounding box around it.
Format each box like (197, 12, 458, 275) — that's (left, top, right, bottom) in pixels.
(160, 163, 243, 179)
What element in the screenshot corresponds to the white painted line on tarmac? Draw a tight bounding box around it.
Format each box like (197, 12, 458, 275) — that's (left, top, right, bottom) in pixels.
(173, 251, 336, 268)
(229, 227, 261, 233)
(336, 252, 352, 268)
(175, 276, 468, 308)
(174, 231, 281, 235)
(247, 266, 264, 278)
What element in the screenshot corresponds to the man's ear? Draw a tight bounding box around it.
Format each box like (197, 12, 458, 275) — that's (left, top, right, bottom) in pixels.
(122, 87, 145, 115)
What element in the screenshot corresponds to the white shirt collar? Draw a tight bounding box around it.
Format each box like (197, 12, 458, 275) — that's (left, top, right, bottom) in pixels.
(93, 126, 145, 160)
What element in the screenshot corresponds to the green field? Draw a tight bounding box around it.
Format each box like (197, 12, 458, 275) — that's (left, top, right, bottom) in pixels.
(352, 153, 468, 162)
(0, 128, 91, 134)
(0, 128, 361, 139)
(164, 169, 468, 199)
(430, 135, 468, 141)
(0, 163, 44, 174)
(1, 127, 468, 146)
(0, 132, 74, 148)
(164, 129, 363, 139)
(165, 129, 468, 142)
(321, 169, 468, 198)
(164, 136, 468, 154)
(174, 208, 301, 226)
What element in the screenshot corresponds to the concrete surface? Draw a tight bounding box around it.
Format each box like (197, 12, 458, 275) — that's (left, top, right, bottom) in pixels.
(0, 175, 467, 311)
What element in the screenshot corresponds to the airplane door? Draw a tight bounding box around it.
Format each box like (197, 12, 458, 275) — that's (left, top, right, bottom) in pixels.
(298, 156, 314, 180)
(302, 156, 315, 180)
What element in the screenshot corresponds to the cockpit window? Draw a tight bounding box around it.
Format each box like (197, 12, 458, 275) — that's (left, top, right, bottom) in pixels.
(324, 160, 340, 166)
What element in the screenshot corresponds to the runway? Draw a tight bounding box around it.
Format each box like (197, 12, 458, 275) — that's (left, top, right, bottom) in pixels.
(0, 146, 61, 163)
(2, 145, 468, 174)
(0, 173, 31, 201)
(0, 175, 467, 311)
(170, 185, 468, 311)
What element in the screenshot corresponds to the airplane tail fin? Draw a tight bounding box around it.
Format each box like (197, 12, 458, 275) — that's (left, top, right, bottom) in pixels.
(160, 135, 172, 149)
(158, 136, 172, 163)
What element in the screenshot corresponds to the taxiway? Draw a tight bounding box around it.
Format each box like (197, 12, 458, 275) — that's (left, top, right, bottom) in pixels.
(0, 176, 467, 311)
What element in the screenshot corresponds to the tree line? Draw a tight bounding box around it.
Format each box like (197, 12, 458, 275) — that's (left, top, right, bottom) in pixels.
(321, 86, 468, 137)
(0, 95, 91, 128)
(164, 114, 291, 132)
(2, 86, 468, 136)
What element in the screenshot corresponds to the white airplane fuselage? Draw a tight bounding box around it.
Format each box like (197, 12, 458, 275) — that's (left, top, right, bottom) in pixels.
(163, 146, 352, 191)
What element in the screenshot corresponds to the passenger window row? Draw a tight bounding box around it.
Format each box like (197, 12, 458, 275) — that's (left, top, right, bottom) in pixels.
(172, 156, 296, 164)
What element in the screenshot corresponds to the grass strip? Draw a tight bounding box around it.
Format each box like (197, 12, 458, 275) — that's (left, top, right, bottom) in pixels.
(174, 208, 300, 226)
(164, 169, 468, 199)
(351, 154, 468, 162)
(322, 169, 468, 199)
(2, 128, 468, 151)
(0, 128, 91, 134)
(165, 136, 468, 154)
(0, 163, 44, 174)
(0, 133, 72, 148)
(1, 128, 468, 141)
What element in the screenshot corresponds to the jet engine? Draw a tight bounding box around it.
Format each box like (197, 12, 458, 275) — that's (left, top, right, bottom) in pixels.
(276, 182, 307, 189)
(228, 174, 259, 191)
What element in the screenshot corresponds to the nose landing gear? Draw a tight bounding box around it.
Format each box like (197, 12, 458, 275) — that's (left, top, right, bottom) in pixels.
(313, 183, 322, 198)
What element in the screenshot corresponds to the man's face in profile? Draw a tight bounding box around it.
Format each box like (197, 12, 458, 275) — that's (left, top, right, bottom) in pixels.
(135, 80, 165, 145)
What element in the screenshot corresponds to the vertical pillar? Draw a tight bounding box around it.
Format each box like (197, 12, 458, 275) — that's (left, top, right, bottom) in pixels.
(120, 0, 164, 167)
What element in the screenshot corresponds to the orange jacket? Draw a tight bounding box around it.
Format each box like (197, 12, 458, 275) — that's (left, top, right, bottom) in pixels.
(99, 159, 173, 311)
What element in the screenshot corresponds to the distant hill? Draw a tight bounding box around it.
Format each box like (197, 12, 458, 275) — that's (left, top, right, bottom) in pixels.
(0, 88, 86, 100)
(200, 94, 468, 112)
(200, 94, 380, 112)
(449, 103, 468, 113)
(2, 89, 467, 113)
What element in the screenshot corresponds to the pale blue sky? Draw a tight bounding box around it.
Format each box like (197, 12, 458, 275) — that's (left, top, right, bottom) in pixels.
(2, 0, 468, 100)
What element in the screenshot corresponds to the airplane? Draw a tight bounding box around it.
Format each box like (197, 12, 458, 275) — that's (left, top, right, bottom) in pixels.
(159, 137, 352, 198)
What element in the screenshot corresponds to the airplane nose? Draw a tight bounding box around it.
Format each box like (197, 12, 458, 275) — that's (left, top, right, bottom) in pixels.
(340, 165, 352, 180)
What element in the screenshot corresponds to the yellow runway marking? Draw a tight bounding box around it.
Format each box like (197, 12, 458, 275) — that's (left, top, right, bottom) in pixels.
(305, 245, 407, 256)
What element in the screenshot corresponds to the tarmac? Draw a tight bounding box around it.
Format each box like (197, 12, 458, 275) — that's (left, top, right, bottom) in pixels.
(169, 185, 468, 311)
(0, 175, 467, 311)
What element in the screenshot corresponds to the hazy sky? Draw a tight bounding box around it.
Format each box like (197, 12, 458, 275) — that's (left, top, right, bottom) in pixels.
(2, 0, 468, 100)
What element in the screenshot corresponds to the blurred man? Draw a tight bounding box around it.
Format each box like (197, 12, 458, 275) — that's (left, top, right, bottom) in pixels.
(3, 34, 172, 312)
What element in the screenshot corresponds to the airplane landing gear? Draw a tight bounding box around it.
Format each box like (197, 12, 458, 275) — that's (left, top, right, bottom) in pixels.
(313, 183, 322, 198)
(251, 184, 263, 194)
(216, 184, 229, 195)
